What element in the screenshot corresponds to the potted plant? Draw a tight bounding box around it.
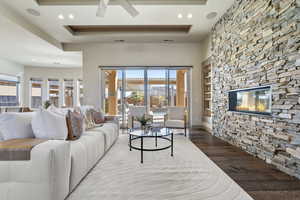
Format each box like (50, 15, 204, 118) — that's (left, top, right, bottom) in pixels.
(135, 114, 152, 132)
(43, 100, 51, 109)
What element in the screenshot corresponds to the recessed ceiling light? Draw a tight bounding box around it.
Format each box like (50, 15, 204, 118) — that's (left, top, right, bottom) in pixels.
(68, 14, 75, 19)
(187, 13, 193, 19)
(31, 58, 37, 62)
(177, 13, 183, 19)
(206, 12, 217, 19)
(58, 14, 64, 20)
(163, 40, 174, 42)
(26, 8, 40, 17)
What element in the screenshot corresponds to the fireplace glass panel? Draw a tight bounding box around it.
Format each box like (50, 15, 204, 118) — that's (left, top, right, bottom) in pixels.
(229, 86, 271, 115)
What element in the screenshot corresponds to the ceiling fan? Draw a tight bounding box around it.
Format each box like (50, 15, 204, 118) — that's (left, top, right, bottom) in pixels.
(96, 0, 139, 17)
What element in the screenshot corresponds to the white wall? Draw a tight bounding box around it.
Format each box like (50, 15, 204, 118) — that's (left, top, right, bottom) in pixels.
(201, 35, 212, 61)
(65, 42, 203, 126)
(23, 66, 82, 107)
(0, 58, 25, 105)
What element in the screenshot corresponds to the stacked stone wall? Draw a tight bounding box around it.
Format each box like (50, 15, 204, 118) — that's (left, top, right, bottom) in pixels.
(211, 0, 300, 177)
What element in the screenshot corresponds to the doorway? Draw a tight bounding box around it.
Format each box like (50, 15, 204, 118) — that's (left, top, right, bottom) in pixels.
(101, 67, 191, 129)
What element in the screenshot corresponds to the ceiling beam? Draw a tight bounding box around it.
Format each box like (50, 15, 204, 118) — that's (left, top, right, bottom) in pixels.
(36, 0, 207, 6)
(65, 25, 192, 35)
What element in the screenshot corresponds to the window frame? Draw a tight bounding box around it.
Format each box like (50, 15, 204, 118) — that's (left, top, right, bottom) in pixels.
(0, 74, 20, 107)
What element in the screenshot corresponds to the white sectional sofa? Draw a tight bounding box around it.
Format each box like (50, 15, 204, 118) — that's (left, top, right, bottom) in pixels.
(0, 121, 119, 200)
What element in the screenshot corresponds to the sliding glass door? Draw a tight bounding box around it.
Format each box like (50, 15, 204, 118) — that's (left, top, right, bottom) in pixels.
(101, 67, 190, 128)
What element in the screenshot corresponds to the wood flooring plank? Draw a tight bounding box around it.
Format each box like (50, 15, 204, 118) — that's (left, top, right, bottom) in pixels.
(189, 128, 300, 200)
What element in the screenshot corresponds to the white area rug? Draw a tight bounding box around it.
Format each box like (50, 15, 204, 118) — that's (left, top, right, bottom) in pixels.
(67, 135, 253, 200)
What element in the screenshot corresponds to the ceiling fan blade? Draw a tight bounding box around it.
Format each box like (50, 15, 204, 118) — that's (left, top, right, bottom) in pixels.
(96, 0, 110, 17)
(117, 0, 139, 17)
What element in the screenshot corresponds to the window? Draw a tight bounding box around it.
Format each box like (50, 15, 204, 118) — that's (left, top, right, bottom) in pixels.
(64, 79, 74, 107)
(48, 79, 60, 107)
(30, 78, 43, 108)
(0, 74, 20, 106)
(78, 79, 84, 106)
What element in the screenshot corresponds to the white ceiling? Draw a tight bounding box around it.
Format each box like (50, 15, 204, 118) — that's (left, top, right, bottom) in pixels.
(0, 12, 82, 68)
(0, 0, 234, 67)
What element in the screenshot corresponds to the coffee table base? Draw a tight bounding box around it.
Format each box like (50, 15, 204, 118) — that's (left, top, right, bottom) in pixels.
(129, 133, 174, 164)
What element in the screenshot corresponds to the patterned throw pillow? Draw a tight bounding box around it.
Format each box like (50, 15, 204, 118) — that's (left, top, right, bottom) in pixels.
(91, 109, 105, 124)
(66, 110, 84, 140)
(84, 109, 96, 130)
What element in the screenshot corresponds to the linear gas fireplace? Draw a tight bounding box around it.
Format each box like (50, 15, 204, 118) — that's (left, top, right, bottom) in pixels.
(228, 86, 272, 115)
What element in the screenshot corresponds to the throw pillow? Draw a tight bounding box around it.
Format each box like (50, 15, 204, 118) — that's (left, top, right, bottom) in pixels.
(0, 113, 35, 140)
(32, 109, 68, 140)
(0, 130, 4, 141)
(47, 105, 66, 116)
(92, 109, 105, 124)
(84, 109, 96, 130)
(66, 110, 84, 140)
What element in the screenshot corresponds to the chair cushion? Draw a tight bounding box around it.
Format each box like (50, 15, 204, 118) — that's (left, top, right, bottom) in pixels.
(167, 107, 185, 120)
(129, 106, 146, 117)
(69, 132, 105, 191)
(165, 120, 185, 128)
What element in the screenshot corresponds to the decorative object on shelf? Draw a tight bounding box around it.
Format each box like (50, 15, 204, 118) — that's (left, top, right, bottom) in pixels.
(43, 100, 51, 109)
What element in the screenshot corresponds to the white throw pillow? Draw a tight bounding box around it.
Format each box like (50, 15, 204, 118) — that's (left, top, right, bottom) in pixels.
(0, 112, 35, 140)
(47, 105, 66, 116)
(32, 109, 68, 140)
(0, 130, 3, 141)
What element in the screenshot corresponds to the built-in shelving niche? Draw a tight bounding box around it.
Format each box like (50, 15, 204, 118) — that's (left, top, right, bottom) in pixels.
(202, 57, 212, 132)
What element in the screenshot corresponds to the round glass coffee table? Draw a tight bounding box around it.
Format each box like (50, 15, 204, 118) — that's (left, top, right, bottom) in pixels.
(129, 128, 173, 163)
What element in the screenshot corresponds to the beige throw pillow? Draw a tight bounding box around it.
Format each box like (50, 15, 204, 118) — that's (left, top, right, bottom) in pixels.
(66, 110, 84, 140)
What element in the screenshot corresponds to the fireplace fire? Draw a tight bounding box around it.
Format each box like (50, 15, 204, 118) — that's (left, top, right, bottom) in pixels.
(228, 86, 271, 115)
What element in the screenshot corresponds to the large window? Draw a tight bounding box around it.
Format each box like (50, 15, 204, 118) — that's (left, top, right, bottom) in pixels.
(48, 79, 60, 107)
(64, 79, 74, 108)
(0, 74, 19, 106)
(30, 78, 43, 108)
(101, 68, 190, 128)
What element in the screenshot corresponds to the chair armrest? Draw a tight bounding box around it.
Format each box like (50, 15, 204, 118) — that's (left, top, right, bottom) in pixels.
(127, 114, 134, 129)
(184, 113, 188, 127)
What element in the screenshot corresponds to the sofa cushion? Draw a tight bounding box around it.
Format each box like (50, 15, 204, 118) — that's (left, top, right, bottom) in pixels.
(69, 132, 105, 191)
(89, 123, 119, 151)
(32, 109, 68, 140)
(0, 112, 35, 140)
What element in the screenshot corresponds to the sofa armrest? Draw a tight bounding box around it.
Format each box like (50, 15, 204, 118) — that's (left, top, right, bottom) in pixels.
(0, 140, 71, 200)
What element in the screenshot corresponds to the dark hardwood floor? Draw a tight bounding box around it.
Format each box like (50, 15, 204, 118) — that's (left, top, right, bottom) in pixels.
(189, 128, 300, 200)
